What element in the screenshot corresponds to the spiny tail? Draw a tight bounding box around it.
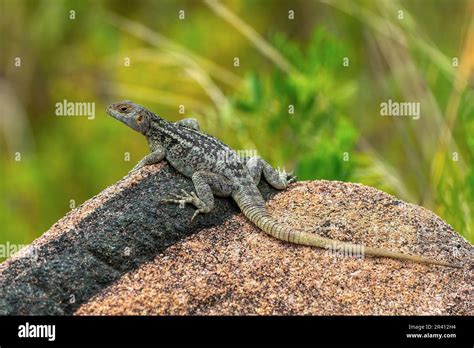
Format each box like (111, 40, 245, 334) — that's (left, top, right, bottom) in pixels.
(235, 195, 461, 269)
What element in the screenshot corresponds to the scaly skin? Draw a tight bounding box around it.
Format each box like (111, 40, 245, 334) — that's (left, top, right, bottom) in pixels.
(106, 101, 461, 269)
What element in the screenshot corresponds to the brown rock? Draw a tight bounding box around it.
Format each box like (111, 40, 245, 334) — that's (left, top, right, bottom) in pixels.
(77, 179, 472, 315)
(1, 163, 471, 315)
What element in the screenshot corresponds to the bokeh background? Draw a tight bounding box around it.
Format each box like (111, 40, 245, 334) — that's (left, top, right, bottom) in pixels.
(1, 0, 473, 260)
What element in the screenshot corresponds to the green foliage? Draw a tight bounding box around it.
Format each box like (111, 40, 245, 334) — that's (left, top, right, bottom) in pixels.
(231, 28, 358, 182)
(298, 119, 357, 181)
(1, 0, 472, 262)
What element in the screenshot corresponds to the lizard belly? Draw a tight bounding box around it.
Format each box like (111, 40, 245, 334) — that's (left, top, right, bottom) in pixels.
(165, 152, 195, 177)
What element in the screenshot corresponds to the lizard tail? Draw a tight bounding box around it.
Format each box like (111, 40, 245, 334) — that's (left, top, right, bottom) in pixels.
(237, 200, 462, 269)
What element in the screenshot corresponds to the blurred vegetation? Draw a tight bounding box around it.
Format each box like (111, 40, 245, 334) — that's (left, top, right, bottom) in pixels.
(1, 0, 473, 260)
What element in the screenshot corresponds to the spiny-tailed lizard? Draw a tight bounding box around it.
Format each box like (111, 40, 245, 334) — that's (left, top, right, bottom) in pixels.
(106, 101, 461, 269)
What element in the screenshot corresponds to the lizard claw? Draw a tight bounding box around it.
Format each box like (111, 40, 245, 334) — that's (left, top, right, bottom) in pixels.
(287, 176, 297, 184)
(285, 168, 296, 184)
(190, 209, 202, 222)
(162, 190, 211, 222)
(276, 166, 296, 185)
(190, 206, 211, 222)
(162, 189, 195, 206)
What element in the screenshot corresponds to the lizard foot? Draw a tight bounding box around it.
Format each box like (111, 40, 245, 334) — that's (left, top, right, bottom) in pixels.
(162, 189, 211, 222)
(162, 189, 196, 205)
(277, 167, 297, 186)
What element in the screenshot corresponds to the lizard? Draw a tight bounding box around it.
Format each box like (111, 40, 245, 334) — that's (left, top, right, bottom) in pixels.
(106, 101, 461, 269)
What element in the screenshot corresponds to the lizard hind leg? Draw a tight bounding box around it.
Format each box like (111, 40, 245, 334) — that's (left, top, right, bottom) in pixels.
(246, 157, 296, 190)
(162, 171, 233, 221)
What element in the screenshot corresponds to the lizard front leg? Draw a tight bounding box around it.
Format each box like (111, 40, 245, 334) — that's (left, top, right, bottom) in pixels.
(131, 145, 166, 172)
(162, 171, 232, 221)
(246, 156, 296, 189)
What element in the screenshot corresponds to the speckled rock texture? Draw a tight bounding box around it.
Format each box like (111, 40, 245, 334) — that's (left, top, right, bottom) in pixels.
(1, 163, 472, 315)
(0, 163, 275, 315)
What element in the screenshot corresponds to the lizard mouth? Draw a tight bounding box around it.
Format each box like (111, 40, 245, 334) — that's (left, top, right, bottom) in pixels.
(106, 105, 120, 119)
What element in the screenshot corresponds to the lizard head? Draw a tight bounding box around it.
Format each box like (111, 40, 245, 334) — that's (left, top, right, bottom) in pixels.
(106, 101, 151, 135)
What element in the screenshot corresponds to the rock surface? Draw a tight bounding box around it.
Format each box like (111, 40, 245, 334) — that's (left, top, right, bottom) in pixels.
(0, 163, 274, 315)
(1, 163, 472, 315)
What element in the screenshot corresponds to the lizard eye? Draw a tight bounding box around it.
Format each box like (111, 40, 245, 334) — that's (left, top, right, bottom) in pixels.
(120, 106, 129, 112)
